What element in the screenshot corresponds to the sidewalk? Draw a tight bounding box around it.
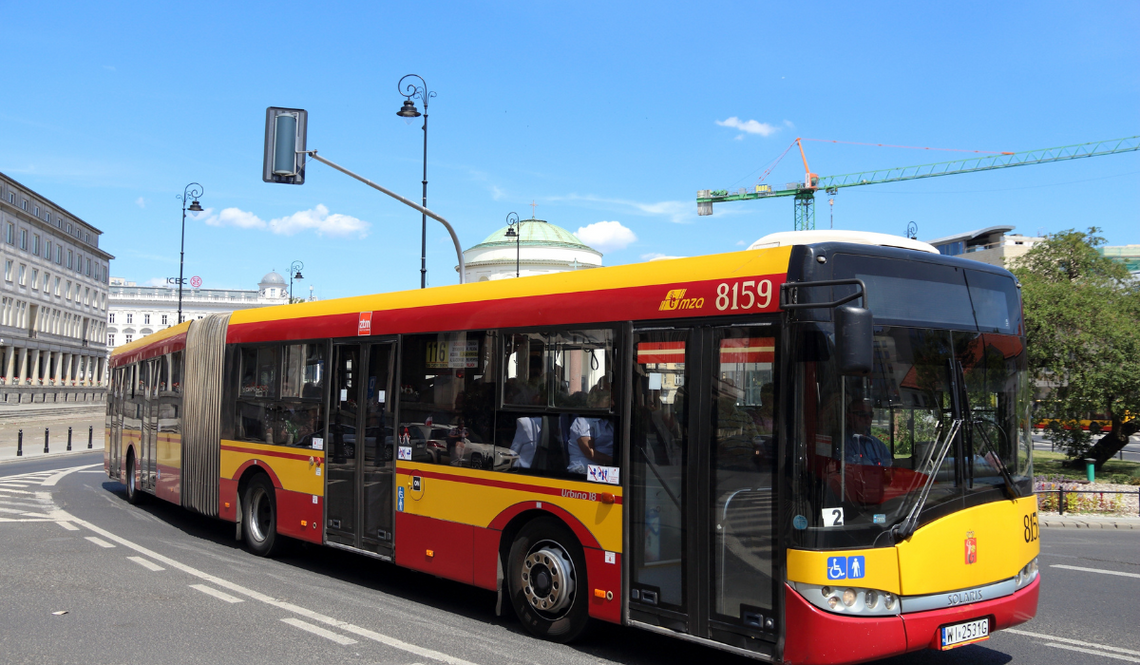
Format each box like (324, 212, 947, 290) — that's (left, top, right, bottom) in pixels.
(1039, 512, 1140, 530)
(0, 402, 105, 463)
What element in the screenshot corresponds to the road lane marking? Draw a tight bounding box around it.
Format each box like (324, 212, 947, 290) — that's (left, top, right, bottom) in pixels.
(191, 584, 244, 603)
(57, 521, 80, 531)
(128, 556, 164, 571)
(1050, 564, 1140, 580)
(1006, 629, 1140, 656)
(1044, 643, 1140, 663)
(60, 510, 480, 665)
(85, 536, 115, 548)
(42, 464, 101, 487)
(281, 618, 358, 645)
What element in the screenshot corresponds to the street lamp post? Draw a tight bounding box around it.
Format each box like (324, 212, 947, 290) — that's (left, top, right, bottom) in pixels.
(503, 212, 521, 278)
(176, 183, 204, 324)
(397, 74, 436, 289)
(289, 260, 304, 302)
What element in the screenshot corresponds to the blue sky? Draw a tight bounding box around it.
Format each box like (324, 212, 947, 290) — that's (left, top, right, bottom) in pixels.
(2, 1, 1137, 298)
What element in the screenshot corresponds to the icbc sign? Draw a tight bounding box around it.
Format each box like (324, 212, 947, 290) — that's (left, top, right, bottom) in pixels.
(358, 312, 372, 336)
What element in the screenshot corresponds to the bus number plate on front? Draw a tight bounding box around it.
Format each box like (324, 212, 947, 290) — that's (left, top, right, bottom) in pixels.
(940, 618, 989, 650)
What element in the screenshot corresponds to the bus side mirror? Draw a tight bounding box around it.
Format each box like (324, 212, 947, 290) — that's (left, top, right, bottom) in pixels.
(835, 305, 873, 376)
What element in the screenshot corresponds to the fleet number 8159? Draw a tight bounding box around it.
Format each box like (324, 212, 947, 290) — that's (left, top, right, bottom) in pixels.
(715, 280, 774, 311)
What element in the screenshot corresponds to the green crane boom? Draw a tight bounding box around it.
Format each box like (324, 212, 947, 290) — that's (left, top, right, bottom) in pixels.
(697, 136, 1140, 230)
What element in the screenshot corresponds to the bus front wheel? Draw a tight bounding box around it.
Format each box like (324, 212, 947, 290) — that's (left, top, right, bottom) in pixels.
(242, 474, 281, 557)
(507, 517, 590, 643)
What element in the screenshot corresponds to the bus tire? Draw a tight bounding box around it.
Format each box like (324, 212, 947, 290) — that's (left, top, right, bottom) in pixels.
(507, 517, 590, 643)
(242, 474, 281, 557)
(125, 451, 144, 505)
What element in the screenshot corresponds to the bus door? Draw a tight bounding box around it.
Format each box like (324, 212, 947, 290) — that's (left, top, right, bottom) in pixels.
(141, 359, 159, 491)
(326, 341, 396, 556)
(629, 325, 779, 652)
(108, 367, 124, 478)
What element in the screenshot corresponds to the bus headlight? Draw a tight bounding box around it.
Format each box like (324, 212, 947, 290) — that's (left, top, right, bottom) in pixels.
(793, 582, 901, 616)
(1015, 557, 1039, 589)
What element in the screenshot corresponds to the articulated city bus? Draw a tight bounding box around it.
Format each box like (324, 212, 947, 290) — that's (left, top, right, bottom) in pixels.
(105, 231, 1039, 664)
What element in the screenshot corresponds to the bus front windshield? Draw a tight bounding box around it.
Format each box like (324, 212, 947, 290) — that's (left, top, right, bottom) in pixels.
(790, 325, 1034, 549)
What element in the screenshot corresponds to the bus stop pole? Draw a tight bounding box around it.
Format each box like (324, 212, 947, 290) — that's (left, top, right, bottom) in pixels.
(300, 150, 466, 284)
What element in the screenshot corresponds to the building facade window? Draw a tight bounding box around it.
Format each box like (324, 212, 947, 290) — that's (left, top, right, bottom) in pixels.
(31, 269, 38, 290)
(19, 229, 27, 250)
(4, 260, 12, 281)
(54, 277, 61, 295)
(143, 313, 150, 325)
(86, 258, 91, 276)
(108, 312, 115, 323)
(126, 313, 133, 324)
(161, 314, 168, 326)
(32, 235, 39, 256)
(108, 334, 115, 346)
(125, 334, 132, 344)
(18, 264, 26, 286)
(67, 250, 73, 269)
(5, 223, 13, 244)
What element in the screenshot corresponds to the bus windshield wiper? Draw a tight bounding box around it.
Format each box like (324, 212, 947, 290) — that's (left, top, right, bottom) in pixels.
(892, 417, 962, 541)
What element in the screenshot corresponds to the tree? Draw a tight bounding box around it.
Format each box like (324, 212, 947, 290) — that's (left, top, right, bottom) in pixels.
(1010, 228, 1140, 470)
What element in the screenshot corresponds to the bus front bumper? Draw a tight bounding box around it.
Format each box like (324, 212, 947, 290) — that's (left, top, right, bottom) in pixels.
(781, 576, 1039, 665)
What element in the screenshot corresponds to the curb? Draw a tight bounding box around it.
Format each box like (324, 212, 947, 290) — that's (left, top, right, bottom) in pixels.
(1040, 517, 1139, 530)
(0, 446, 104, 465)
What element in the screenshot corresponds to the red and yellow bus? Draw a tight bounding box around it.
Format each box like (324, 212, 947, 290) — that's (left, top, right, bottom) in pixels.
(106, 231, 1039, 663)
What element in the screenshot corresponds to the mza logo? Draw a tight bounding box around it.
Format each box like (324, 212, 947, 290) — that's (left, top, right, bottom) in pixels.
(659, 288, 704, 312)
(964, 530, 977, 565)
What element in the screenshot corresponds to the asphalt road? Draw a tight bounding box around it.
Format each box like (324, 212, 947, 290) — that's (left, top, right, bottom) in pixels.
(2, 453, 1138, 665)
(1032, 433, 1140, 463)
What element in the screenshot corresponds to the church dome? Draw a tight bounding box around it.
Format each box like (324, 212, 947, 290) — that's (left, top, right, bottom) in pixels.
(470, 218, 595, 251)
(462, 217, 603, 282)
(260, 271, 286, 285)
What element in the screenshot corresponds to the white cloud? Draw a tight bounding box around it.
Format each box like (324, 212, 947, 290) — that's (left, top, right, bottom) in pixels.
(784, 120, 796, 129)
(490, 185, 505, 201)
(735, 240, 747, 246)
(135, 197, 145, 208)
(143, 277, 169, 287)
(574, 221, 637, 253)
(198, 205, 369, 238)
(641, 253, 686, 261)
(716, 117, 779, 137)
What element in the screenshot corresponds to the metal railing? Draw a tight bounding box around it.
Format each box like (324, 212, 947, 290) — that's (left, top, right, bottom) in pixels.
(1036, 487, 1140, 516)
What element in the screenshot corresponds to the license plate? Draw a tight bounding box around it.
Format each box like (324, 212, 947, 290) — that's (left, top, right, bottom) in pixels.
(940, 617, 990, 650)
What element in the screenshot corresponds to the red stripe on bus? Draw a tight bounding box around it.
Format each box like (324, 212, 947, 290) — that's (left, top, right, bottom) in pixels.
(637, 341, 686, 364)
(225, 274, 786, 345)
(396, 467, 623, 504)
(220, 443, 320, 463)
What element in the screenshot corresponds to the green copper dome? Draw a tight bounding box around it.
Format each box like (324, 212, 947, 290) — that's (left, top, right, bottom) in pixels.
(471, 218, 595, 251)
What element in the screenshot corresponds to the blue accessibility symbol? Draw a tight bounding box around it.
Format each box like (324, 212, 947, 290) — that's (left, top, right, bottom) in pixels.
(826, 555, 867, 581)
(397, 486, 405, 513)
(827, 556, 846, 580)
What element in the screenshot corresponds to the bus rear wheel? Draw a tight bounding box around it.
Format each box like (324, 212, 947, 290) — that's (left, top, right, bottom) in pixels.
(507, 518, 590, 643)
(125, 452, 144, 505)
(242, 474, 281, 557)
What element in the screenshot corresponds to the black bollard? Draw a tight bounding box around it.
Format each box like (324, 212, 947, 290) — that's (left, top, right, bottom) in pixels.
(67, 426, 73, 452)
(88, 425, 93, 449)
(17, 429, 22, 457)
(44, 427, 50, 454)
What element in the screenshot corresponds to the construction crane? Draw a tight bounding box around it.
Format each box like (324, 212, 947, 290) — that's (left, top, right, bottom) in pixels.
(697, 136, 1140, 230)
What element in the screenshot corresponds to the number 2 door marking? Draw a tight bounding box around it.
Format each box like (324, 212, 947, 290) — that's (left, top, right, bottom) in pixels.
(823, 507, 844, 527)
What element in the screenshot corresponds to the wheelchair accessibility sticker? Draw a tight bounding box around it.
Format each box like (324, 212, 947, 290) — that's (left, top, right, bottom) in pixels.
(397, 486, 405, 512)
(826, 555, 866, 581)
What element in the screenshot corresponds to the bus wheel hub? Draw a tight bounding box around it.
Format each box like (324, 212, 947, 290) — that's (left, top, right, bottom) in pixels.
(521, 545, 574, 614)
